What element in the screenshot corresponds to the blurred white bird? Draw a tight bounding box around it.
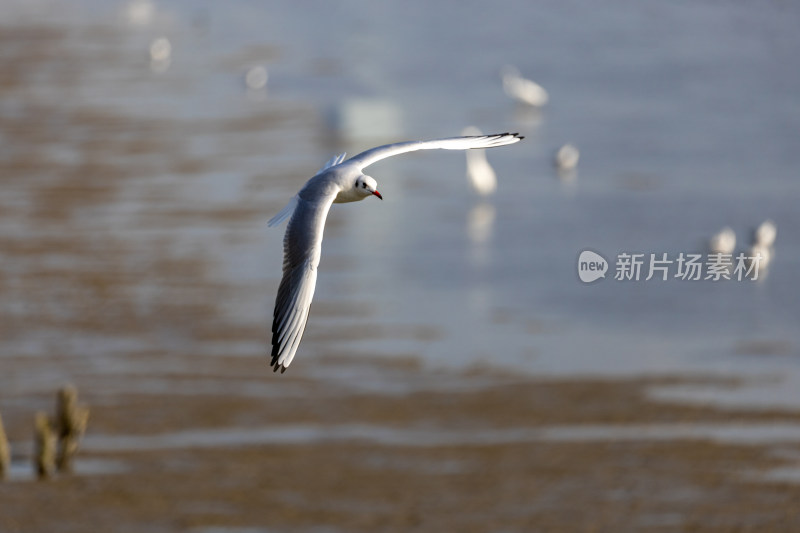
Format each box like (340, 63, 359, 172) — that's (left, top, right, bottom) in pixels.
(149, 37, 171, 72)
(501, 65, 549, 107)
(747, 219, 777, 273)
(461, 126, 498, 196)
(752, 219, 777, 249)
(709, 226, 736, 255)
(149, 37, 171, 62)
(126, 0, 154, 25)
(245, 65, 268, 91)
(554, 143, 580, 171)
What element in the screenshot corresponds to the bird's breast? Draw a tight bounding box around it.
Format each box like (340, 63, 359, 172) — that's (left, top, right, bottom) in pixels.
(333, 188, 363, 203)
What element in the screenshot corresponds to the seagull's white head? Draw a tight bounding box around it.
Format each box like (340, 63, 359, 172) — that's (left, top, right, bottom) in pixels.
(354, 174, 383, 201)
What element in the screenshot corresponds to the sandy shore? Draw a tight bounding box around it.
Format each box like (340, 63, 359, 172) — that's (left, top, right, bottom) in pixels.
(2, 355, 800, 532)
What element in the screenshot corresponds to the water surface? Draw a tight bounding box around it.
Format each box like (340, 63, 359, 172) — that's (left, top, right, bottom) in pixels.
(1, 0, 799, 410)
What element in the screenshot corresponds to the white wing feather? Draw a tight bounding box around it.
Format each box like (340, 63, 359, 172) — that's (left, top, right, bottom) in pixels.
(315, 152, 347, 175)
(345, 133, 522, 171)
(267, 195, 299, 227)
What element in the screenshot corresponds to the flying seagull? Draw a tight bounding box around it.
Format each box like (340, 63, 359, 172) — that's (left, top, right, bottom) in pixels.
(267, 133, 524, 372)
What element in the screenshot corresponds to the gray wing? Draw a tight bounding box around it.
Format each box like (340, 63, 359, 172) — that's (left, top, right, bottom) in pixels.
(271, 194, 335, 373)
(345, 133, 523, 171)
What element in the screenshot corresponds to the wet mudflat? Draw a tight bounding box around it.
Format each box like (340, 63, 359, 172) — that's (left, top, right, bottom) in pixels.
(3, 355, 800, 532)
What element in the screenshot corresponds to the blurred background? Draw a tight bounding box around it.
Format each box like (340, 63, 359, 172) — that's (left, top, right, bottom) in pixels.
(2, 0, 798, 402)
(1, 0, 800, 527)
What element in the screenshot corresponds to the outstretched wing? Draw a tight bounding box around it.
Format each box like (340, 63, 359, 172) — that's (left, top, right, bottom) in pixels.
(271, 193, 336, 373)
(345, 133, 523, 171)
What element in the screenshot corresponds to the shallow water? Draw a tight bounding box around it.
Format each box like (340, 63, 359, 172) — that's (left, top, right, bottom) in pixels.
(4, 457, 129, 482)
(1, 0, 799, 411)
(81, 421, 800, 452)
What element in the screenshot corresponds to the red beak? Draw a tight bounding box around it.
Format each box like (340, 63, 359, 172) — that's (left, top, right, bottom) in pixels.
(372, 190, 383, 200)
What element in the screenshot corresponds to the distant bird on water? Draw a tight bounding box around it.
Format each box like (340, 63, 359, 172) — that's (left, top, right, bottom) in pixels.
(554, 143, 580, 172)
(461, 126, 498, 196)
(501, 65, 549, 107)
(752, 219, 777, 249)
(748, 219, 777, 271)
(245, 65, 269, 91)
(708, 226, 736, 255)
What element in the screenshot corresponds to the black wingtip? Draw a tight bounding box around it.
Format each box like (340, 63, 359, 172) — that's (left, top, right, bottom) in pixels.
(492, 132, 524, 141)
(270, 354, 287, 374)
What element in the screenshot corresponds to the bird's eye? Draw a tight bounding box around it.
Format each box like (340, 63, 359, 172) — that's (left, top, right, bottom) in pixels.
(361, 182, 366, 188)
